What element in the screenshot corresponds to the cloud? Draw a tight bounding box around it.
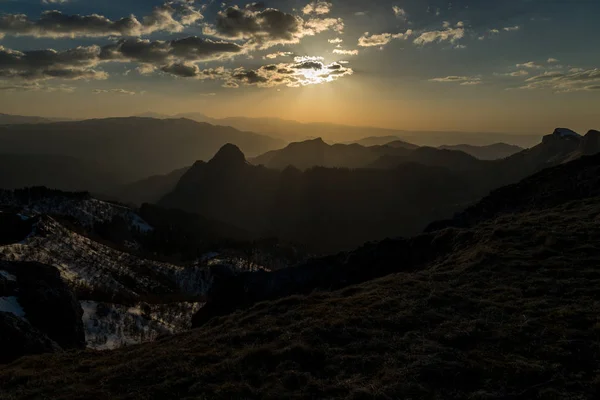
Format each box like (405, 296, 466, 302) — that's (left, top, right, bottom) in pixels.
(100, 37, 243, 66)
(516, 61, 544, 69)
(42, 0, 69, 3)
(517, 68, 600, 92)
(509, 70, 529, 77)
(224, 59, 353, 88)
(0, 45, 107, 81)
(303, 1, 333, 15)
(204, 4, 343, 49)
(547, 58, 559, 63)
(328, 37, 343, 44)
(264, 51, 293, 59)
(358, 30, 412, 47)
(0, 4, 198, 39)
(392, 6, 407, 19)
(93, 88, 136, 95)
(413, 22, 465, 46)
(154, 56, 352, 88)
(429, 76, 482, 85)
(503, 26, 520, 31)
(332, 49, 359, 55)
(0, 36, 243, 82)
(0, 80, 75, 92)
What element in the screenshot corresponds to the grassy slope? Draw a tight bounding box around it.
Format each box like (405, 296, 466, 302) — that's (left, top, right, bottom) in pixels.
(1, 196, 600, 399)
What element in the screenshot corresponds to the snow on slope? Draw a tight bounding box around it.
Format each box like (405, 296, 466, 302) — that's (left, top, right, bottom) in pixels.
(0, 191, 153, 232)
(0, 216, 214, 300)
(0, 270, 16, 281)
(0, 296, 26, 318)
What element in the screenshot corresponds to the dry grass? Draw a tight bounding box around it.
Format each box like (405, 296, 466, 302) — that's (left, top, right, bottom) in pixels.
(1, 198, 600, 399)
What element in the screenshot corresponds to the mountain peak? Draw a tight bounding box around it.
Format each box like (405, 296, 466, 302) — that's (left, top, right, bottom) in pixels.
(552, 128, 581, 139)
(209, 143, 247, 165)
(586, 129, 600, 137)
(541, 128, 582, 146)
(289, 137, 327, 147)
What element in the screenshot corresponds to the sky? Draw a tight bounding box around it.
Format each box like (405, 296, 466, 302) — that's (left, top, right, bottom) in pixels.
(0, 0, 599, 134)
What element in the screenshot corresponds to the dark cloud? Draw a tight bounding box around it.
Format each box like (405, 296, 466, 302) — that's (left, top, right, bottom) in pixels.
(0, 1, 207, 39)
(293, 61, 323, 70)
(100, 36, 242, 65)
(160, 62, 200, 77)
(223, 59, 353, 88)
(0, 45, 106, 81)
(231, 68, 269, 84)
(204, 4, 343, 49)
(0, 36, 242, 81)
(212, 6, 303, 41)
(0, 7, 184, 39)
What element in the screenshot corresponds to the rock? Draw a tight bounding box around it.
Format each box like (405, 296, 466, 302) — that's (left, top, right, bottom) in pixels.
(0, 262, 86, 350)
(0, 312, 62, 364)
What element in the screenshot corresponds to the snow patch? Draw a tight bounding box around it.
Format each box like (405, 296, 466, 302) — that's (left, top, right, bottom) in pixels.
(129, 213, 153, 233)
(0, 296, 25, 318)
(0, 270, 16, 281)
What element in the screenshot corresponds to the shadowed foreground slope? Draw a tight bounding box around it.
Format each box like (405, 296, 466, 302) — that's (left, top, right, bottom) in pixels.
(2, 158, 600, 399)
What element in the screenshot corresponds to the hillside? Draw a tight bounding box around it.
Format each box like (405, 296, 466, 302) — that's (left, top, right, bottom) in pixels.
(0, 188, 302, 353)
(0, 117, 284, 182)
(2, 152, 600, 399)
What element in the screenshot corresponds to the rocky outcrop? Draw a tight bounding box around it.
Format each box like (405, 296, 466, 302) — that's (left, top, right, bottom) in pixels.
(0, 312, 61, 364)
(0, 261, 85, 361)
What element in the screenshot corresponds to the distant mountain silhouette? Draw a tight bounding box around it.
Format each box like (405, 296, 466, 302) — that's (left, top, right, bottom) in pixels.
(0, 113, 65, 125)
(347, 136, 418, 148)
(384, 140, 420, 149)
(439, 143, 523, 160)
(131, 113, 541, 146)
(161, 128, 599, 252)
(111, 167, 190, 206)
(0, 117, 284, 183)
(251, 138, 393, 170)
(0, 154, 118, 192)
(367, 146, 483, 171)
(162, 144, 483, 252)
(252, 138, 484, 172)
(211, 117, 543, 146)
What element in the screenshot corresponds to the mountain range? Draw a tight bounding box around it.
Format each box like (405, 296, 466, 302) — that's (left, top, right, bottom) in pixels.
(157, 128, 599, 252)
(136, 111, 543, 147)
(0, 117, 284, 187)
(2, 133, 600, 399)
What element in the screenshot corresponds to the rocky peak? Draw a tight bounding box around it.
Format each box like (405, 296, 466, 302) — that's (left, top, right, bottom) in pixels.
(541, 128, 582, 146)
(580, 130, 600, 155)
(552, 128, 582, 139)
(209, 144, 247, 166)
